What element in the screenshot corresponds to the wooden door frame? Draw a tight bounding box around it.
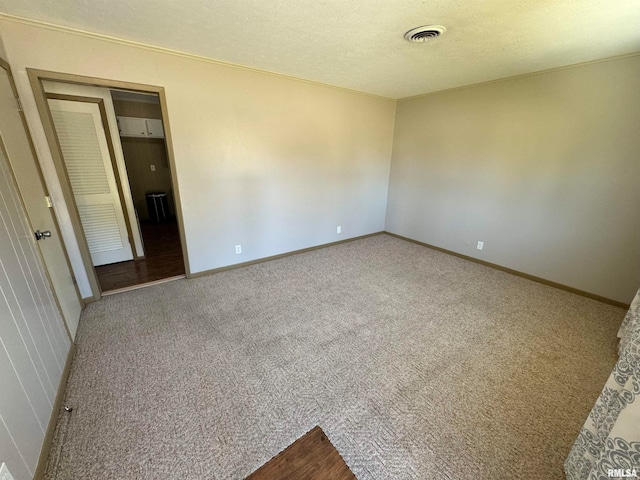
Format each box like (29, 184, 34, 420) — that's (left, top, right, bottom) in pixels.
(28, 69, 191, 301)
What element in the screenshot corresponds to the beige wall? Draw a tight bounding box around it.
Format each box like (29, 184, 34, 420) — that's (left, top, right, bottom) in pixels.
(2, 17, 636, 304)
(0, 18, 395, 281)
(387, 55, 640, 303)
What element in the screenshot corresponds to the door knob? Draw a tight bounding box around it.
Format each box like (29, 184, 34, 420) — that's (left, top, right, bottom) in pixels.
(34, 230, 52, 241)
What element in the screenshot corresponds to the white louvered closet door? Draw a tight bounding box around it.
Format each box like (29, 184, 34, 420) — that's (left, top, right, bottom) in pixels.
(48, 99, 133, 266)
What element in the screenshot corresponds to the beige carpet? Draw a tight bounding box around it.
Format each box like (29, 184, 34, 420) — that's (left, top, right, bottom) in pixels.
(45, 234, 625, 479)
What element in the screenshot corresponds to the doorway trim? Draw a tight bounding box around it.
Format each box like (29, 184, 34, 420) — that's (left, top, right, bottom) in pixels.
(28, 69, 191, 301)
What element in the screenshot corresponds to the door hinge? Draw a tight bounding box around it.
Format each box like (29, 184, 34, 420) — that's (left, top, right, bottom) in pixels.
(45, 196, 53, 208)
(15, 96, 23, 112)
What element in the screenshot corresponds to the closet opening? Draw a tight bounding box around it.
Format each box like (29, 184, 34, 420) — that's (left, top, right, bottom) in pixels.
(95, 90, 185, 292)
(29, 69, 189, 300)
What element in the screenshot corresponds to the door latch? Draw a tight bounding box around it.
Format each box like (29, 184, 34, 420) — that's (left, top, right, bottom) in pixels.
(34, 230, 52, 241)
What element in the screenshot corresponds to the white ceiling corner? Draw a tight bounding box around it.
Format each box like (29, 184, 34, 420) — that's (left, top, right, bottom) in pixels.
(1, 0, 639, 98)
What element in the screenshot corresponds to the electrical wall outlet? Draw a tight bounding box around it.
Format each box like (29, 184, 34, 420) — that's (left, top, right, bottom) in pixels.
(150, 164, 156, 172)
(476, 241, 484, 251)
(337, 226, 342, 234)
(0, 463, 16, 480)
(235, 244, 242, 254)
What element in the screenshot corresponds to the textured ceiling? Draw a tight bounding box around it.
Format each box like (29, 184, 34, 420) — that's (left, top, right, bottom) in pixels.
(1, 0, 640, 98)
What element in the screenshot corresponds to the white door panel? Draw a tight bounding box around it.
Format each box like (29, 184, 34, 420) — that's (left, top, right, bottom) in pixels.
(0, 184, 58, 419)
(48, 99, 133, 266)
(0, 221, 61, 398)
(0, 67, 81, 337)
(0, 128, 71, 479)
(0, 417, 31, 480)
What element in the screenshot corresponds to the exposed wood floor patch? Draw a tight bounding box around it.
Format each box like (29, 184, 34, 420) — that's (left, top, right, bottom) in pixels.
(246, 426, 357, 480)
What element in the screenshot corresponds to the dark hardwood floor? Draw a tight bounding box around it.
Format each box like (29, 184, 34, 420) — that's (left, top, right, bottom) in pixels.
(246, 426, 356, 480)
(95, 219, 185, 292)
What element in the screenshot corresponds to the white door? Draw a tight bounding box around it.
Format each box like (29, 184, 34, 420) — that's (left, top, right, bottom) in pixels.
(48, 99, 133, 266)
(0, 64, 81, 337)
(0, 132, 71, 480)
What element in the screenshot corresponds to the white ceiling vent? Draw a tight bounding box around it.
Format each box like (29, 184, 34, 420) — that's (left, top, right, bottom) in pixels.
(404, 25, 446, 42)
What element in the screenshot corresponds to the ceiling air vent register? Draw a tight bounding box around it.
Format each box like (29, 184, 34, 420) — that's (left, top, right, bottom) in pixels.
(404, 25, 446, 42)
